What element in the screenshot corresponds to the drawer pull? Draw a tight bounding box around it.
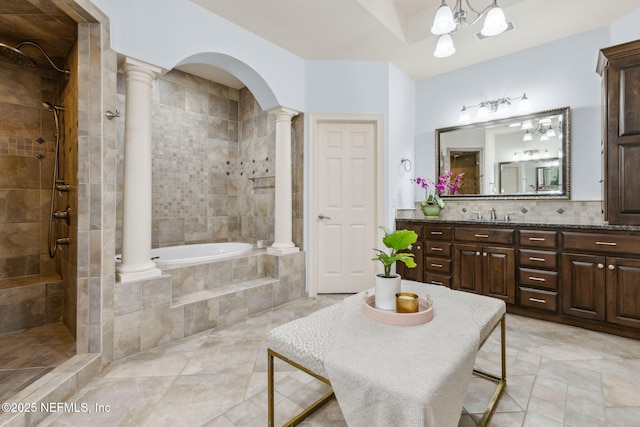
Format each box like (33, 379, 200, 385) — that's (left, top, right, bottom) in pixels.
(475, 234, 489, 238)
(528, 237, 546, 241)
(415, 245, 421, 250)
(431, 280, 443, 285)
(529, 297, 547, 304)
(430, 231, 443, 235)
(528, 257, 546, 262)
(431, 263, 443, 268)
(431, 247, 443, 252)
(597, 263, 604, 269)
(529, 276, 546, 282)
(596, 241, 617, 246)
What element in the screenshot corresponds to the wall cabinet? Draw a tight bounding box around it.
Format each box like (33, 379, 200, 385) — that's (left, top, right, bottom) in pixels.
(597, 39, 640, 225)
(396, 219, 640, 340)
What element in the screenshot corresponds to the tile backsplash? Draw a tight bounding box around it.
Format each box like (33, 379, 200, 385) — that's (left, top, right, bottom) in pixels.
(398, 199, 606, 225)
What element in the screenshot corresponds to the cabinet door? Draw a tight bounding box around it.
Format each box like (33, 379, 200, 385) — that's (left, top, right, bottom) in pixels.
(561, 253, 606, 321)
(452, 244, 483, 295)
(603, 49, 640, 225)
(395, 222, 423, 282)
(606, 257, 640, 328)
(483, 246, 516, 304)
(397, 242, 423, 282)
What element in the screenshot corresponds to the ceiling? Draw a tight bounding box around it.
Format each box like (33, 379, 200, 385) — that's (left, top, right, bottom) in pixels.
(0, 0, 76, 70)
(189, 0, 640, 87)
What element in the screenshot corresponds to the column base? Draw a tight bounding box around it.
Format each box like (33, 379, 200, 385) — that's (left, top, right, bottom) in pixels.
(267, 246, 300, 255)
(116, 262, 162, 283)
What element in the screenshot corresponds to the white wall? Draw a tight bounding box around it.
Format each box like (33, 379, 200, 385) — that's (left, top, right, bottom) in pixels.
(415, 27, 610, 201)
(90, 0, 306, 111)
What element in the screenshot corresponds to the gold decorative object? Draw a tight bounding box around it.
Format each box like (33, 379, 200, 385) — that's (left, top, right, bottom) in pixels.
(396, 292, 419, 313)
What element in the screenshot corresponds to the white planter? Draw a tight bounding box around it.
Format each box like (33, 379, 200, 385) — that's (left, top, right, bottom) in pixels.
(374, 274, 401, 311)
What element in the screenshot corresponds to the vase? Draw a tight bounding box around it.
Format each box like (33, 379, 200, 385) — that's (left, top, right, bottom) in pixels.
(422, 203, 441, 218)
(374, 274, 401, 311)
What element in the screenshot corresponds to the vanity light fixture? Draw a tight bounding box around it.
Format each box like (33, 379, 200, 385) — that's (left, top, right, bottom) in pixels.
(458, 93, 531, 123)
(432, 0, 509, 58)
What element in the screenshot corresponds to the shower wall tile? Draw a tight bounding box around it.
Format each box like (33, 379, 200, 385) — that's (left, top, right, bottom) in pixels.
(0, 190, 40, 222)
(159, 79, 185, 109)
(0, 66, 42, 107)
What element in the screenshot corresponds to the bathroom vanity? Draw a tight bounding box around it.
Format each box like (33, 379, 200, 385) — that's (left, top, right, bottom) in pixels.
(396, 219, 640, 340)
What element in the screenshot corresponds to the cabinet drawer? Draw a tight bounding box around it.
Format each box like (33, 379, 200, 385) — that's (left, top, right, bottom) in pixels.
(454, 227, 514, 244)
(424, 226, 452, 241)
(562, 231, 640, 254)
(519, 268, 558, 290)
(425, 273, 451, 288)
(519, 287, 558, 312)
(518, 249, 558, 269)
(519, 230, 558, 248)
(425, 256, 451, 274)
(426, 242, 451, 257)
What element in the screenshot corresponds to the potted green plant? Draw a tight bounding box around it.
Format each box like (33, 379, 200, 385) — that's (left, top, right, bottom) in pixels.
(371, 227, 418, 310)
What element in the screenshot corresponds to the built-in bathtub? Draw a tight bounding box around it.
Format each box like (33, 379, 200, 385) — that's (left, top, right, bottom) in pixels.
(150, 242, 254, 268)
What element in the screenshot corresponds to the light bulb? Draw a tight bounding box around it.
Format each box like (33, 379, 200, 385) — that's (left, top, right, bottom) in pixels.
(497, 101, 510, 115)
(477, 103, 489, 120)
(458, 106, 471, 123)
(431, 3, 456, 35)
(517, 94, 531, 112)
(522, 131, 532, 141)
(481, 5, 508, 37)
(521, 120, 533, 130)
(434, 34, 455, 58)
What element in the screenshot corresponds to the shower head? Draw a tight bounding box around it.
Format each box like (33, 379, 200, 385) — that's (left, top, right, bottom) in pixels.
(0, 41, 69, 74)
(0, 42, 37, 67)
(43, 101, 65, 112)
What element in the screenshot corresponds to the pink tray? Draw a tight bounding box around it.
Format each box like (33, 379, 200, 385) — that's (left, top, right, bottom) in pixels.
(363, 295, 434, 326)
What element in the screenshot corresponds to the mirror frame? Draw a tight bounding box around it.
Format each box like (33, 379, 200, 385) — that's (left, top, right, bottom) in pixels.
(435, 106, 571, 200)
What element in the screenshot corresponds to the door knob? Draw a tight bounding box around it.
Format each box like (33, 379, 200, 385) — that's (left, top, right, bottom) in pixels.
(318, 213, 331, 220)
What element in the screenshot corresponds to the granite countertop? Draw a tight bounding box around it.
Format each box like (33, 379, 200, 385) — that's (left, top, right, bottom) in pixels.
(396, 218, 640, 232)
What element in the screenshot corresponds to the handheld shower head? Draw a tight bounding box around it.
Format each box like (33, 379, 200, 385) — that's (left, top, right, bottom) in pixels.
(43, 102, 65, 112)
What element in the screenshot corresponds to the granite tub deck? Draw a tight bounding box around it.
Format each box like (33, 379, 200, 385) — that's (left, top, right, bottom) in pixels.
(112, 250, 306, 361)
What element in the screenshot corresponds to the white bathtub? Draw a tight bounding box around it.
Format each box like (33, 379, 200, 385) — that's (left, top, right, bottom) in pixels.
(150, 242, 253, 268)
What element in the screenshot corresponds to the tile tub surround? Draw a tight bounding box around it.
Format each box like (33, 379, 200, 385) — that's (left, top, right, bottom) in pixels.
(111, 251, 305, 361)
(0, 274, 64, 334)
(115, 70, 305, 252)
(399, 199, 606, 225)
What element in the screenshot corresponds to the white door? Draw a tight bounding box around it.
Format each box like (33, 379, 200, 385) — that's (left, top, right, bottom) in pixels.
(315, 121, 377, 293)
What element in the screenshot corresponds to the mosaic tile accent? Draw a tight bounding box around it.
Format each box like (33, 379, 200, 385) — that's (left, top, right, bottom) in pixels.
(116, 70, 304, 250)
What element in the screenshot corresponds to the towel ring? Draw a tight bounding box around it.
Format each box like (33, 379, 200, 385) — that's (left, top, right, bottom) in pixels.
(401, 158, 412, 173)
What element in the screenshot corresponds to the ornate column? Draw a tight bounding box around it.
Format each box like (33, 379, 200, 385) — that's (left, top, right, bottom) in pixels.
(267, 107, 299, 255)
(116, 57, 163, 283)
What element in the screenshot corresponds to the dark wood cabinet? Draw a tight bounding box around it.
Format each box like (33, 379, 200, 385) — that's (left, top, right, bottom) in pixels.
(598, 39, 640, 225)
(396, 219, 640, 339)
(606, 257, 640, 328)
(395, 222, 423, 282)
(452, 227, 516, 304)
(561, 253, 606, 321)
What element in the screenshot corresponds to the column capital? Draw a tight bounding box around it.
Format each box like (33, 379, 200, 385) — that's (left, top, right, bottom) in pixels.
(268, 106, 299, 121)
(118, 56, 164, 79)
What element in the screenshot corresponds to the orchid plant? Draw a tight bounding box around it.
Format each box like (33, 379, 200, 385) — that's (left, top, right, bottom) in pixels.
(413, 171, 464, 209)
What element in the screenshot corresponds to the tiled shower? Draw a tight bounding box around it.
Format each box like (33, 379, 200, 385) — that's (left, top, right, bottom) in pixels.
(0, 54, 77, 335)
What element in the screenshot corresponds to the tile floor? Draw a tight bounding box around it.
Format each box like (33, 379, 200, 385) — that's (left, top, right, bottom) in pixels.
(0, 323, 75, 401)
(29, 295, 640, 427)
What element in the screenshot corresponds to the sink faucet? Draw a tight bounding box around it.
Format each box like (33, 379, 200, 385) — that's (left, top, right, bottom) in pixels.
(489, 207, 497, 220)
(472, 211, 482, 219)
(504, 212, 515, 222)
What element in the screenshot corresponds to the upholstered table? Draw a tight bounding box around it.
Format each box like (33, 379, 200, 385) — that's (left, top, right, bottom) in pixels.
(267, 281, 506, 427)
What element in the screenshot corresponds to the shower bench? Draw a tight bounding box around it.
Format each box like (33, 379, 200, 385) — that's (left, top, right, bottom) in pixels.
(267, 281, 506, 427)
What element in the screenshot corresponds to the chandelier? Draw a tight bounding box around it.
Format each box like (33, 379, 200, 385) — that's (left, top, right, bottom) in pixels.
(431, 0, 509, 58)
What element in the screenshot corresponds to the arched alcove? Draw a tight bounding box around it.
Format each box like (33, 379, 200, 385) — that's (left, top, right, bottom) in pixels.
(174, 52, 280, 111)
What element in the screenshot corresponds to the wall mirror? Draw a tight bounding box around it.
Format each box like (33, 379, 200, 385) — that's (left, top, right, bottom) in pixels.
(435, 107, 570, 199)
